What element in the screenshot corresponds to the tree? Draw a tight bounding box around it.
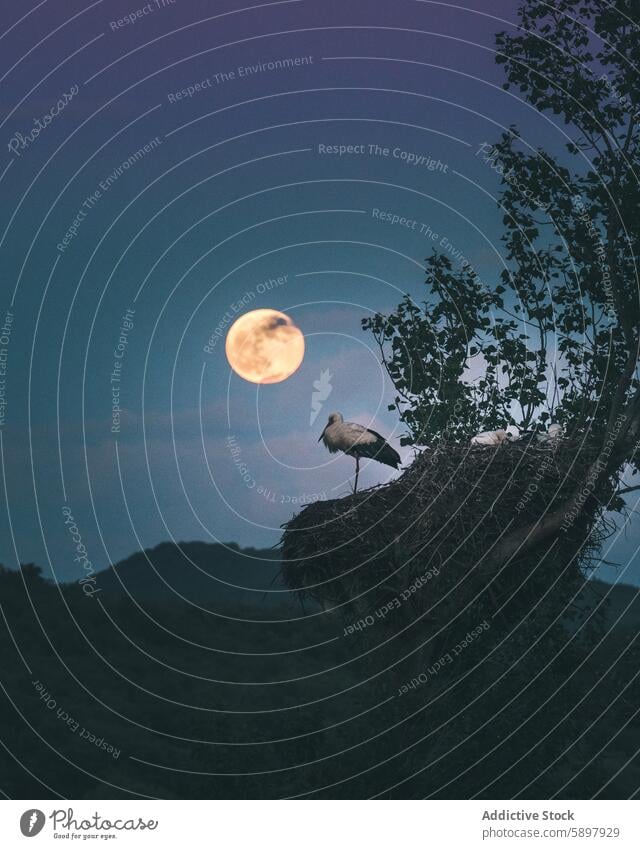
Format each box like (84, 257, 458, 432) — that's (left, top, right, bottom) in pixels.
(363, 0, 640, 554)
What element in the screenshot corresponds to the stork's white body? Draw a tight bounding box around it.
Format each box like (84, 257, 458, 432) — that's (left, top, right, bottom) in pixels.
(318, 412, 400, 492)
(321, 420, 380, 455)
(536, 423, 563, 443)
(546, 423, 562, 440)
(470, 428, 510, 447)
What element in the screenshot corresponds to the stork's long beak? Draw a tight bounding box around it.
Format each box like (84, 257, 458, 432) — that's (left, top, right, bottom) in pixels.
(318, 427, 326, 442)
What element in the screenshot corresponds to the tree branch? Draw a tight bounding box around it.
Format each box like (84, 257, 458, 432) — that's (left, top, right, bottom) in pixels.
(616, 485, 640, 496)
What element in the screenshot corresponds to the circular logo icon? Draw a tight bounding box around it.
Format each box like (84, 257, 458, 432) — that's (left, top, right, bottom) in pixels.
(20, 810, 45, 837)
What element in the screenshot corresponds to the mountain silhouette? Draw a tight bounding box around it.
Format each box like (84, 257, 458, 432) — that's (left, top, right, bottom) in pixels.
(95, 541, 288, 608)
(92, 541, 640, 627)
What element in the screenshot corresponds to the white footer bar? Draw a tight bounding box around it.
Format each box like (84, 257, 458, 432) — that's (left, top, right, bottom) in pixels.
(0, 800, 638, 848)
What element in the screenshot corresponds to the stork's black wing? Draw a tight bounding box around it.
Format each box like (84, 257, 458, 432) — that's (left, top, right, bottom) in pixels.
(352, 429, 401, 469)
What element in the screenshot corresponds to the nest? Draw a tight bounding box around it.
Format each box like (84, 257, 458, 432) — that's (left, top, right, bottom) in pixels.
(281, 439, 610, 624)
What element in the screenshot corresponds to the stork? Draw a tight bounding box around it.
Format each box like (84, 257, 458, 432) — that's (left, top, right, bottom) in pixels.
(536, 423, 563, 443)
(318, 412, 401, 493)
(470, 428, 512, 447)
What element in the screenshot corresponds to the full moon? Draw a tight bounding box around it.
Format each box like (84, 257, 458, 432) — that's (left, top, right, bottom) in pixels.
(225, 309, 305, 384)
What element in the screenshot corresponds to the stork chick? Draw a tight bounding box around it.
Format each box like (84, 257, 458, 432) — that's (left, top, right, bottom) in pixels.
(470, 428, 512, 447)
(535, 423, 563, 443)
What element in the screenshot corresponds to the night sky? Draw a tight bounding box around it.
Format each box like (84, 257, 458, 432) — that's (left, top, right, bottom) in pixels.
(1, 0, 638, 584)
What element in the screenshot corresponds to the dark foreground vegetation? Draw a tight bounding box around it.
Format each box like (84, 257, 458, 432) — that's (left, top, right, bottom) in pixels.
(1, 543, 639, 799)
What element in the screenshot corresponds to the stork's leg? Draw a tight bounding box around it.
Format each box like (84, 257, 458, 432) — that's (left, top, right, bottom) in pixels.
(353, 455, 360, 494)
